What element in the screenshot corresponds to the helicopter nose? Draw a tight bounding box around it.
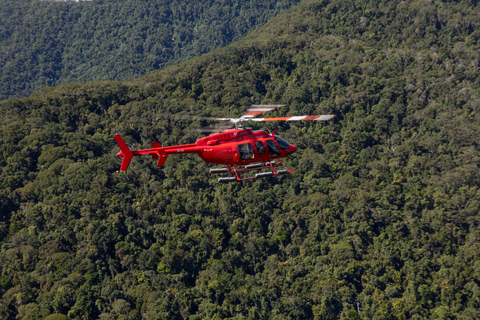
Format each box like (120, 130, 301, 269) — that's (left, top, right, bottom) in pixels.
(287, 144, 297, 154)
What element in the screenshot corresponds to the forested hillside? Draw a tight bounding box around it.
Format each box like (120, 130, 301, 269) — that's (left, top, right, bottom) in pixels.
(1, 0, 480, 319)
(0, 0, 300, 101)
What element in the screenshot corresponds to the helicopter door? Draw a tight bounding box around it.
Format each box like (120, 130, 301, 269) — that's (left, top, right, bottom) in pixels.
(237, 142, 255, 160)
(266, 139, 281, 157)
(233, 146, 239, 162)
(254, 141, 266, 155)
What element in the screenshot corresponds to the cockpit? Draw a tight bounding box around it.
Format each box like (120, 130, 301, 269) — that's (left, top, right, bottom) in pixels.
(274, 135, 291, 149)
(236, 135, 295, 161)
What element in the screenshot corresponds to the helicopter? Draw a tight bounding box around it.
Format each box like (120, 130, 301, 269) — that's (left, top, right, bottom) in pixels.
(114, 105, 335, 182)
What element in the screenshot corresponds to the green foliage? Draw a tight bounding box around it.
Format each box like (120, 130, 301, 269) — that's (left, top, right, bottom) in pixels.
(1, 0, 480, 319)
(0, 0, 301, 101)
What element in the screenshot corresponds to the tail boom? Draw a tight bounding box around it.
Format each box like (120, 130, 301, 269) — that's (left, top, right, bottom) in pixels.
(114, 134, 197, 171)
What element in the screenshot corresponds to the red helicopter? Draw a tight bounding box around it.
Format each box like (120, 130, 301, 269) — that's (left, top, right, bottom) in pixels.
(114, 105, 335, 182)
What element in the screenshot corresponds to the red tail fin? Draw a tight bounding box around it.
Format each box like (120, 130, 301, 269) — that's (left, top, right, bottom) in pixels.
(114, 135, 133, 171)
(151, 142, 168, 166)
(156, 149, 168, 166)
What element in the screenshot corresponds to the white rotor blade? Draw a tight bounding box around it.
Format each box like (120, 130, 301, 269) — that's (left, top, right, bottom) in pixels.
(249, 115, 336, 122)
(191, 126, 234, 132)
(241, 104, 285, 118)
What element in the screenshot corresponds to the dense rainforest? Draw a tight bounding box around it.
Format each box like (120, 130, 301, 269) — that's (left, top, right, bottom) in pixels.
(1, 0, 480, 319)
(0, 0, 301, 101)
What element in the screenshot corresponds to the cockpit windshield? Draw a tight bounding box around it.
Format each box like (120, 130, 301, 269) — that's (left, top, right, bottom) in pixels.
(274, 135, 290, 149)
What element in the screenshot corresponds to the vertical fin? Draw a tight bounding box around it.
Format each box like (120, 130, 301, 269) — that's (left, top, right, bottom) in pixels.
(151, 141, 167, 165)
(156, 148, 168, 166)
(114, 135, 133, 171)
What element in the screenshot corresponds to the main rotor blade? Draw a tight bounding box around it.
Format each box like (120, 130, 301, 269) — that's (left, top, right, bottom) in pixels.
(191, 125, 235, 133)
(156, 114, 234, 121)
(241, 105, 285, 118)
(249, 115, 336, 122)
(156, 105, 286, 124)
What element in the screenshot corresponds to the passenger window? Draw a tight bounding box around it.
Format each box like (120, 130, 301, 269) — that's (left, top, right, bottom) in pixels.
(255, 141, 265, 155)
(237, 143, 255, 160)
(266, 140, 281, 157)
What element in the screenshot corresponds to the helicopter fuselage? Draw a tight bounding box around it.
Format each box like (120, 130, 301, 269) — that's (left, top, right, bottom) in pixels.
(115, 128, 297, 170)
(195, 128, 297, 165)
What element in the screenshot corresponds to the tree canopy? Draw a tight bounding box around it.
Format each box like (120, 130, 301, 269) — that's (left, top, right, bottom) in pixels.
(0, 0, 300, 101)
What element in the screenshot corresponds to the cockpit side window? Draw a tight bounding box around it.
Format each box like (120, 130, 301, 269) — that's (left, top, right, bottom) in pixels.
(274, 135, 290, 149)
(255, 141, 265, 155)
(266, 139, 281, 157)
(237, 143, 255, 160)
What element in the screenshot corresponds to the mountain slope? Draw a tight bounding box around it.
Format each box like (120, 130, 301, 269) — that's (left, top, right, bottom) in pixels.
(0, 0, 300, 101)
(1, 0, 480, 319)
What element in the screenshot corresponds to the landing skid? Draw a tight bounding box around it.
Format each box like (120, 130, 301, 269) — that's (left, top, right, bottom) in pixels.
(210, 161, 294, 183)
